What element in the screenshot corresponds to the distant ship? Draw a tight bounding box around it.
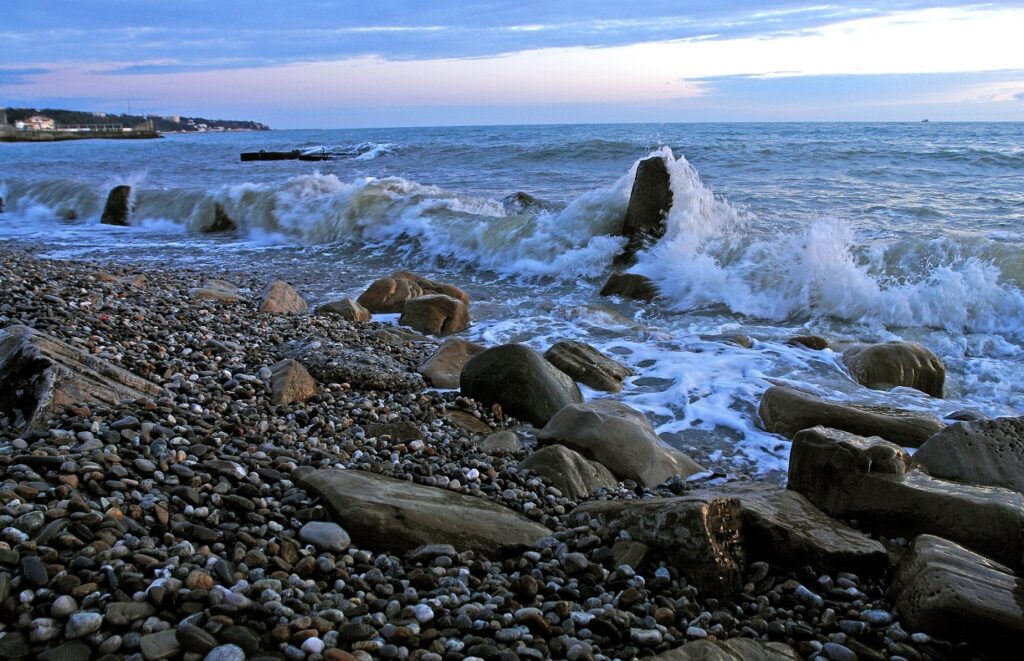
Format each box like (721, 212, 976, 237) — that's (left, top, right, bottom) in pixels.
(921, 119, 930, 122)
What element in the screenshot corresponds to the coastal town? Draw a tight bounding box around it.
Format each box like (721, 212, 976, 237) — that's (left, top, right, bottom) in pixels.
(0, 106, 269, 141)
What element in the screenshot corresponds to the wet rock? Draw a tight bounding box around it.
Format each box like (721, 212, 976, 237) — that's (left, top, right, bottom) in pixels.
(140, 628, 181, 660)
(520, 445, 617, 499)
(299, 521, 352, 553)
(572, 493, 743, 597)
(204, 644, 247, 661)
(543, 340, 634, 392)
(105, 600, 156, 626)
(539, 400, 703, 487)
(418, 338, 485, 389)
(392, 270, 470, 305)
(259, 280, 308, 314)
(269, 358, 319, 406)
(843, 341, 945, 397)
(648, 638, 799, 660)
(461, 343, 582, 427)
(295, 467, 549, 556)
(618, 155, 672, 263)
(0, 324, 165, 432)
(891, 534, 1024, 648)
(204, 203, 237, 232)
(399, 294, 470, 336)
(703, 482, 887, 573)
(20, 555, 48, 586)
(599, 273, 658, 301)
(100, 185, 132, 226)
(787, 335, 830, 350)
(789, 426, 1024, 569)
(483, 429, 525, 453)
(758, 385, 943, 447)
(913, 416, 1024, 492)
(501, 191, 559, 215)
(357, 277, 424, 313)
(316, 297, 371, 322)
(65, 611, 103, 638)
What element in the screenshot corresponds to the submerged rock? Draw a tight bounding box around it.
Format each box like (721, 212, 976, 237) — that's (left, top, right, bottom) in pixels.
(500, 191, 557, 215)
(418, 338, 485, 389)
(0, 324, 164, 432)
(786, 335, 830, 350)
(543, 340, 634, 392)
(100, 185, 132, 226)
(460, 343, 582, 427)
(913, 416, 1024, 492)
(758, 385, 943, 447)
(399, 293, 470, 336)
(539, 400, 703, 487)
(843, 341, 945, 397)
(295, 468, 549, 556)
(599, 272, 658, 301)
(618, 155, 672, 264)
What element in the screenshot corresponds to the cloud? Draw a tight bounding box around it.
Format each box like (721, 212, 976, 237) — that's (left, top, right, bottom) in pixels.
(1016, 91, 1024, 101)
(0, 66, 47, 85)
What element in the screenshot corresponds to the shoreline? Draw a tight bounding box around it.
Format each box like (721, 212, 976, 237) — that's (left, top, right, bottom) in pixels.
(0, 248, 1013, 660)
(0, 129, 161, 142)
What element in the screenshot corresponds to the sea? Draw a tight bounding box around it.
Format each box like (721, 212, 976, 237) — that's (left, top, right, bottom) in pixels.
(2, 122, 1022, 478)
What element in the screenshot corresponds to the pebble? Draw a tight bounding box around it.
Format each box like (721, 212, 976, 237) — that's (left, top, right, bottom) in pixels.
(204, 644, 247, 661)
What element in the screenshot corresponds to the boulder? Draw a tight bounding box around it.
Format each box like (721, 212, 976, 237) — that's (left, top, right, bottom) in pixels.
(913, 416, 1024, 492)
(843, 341, 945, 397)
(599, 273, 658, 301)
(891, 534, 1024, 648)
(399, 294, 470, 336)
(189, 288, 243, 304)
(758, 385, 943, 447)
(786, 335, 830, 350)
(363, 421, 420, 441)
(418, 338, 486, 389)
(520, 445, 617, 499)
(392, 270, 470, 305)
(482, 430, 525, 453)
(269, 359, 318, 406)
(460, 344, 582, 427)
(649, 639, 799, 661)
(357, 277, 424, 313)
(543, 340, 634, 392)
(100, 185, 132, 226)
(571, 494, 743, 597)
(618, 155, 672, 263)
(204, 203, 236, 233)
(259, 280, 307, 314)
(0, 325, 165, 433)
(295, 468, 549, 557)
(204, 279, 239, 294)
(500, 191, 557, 215)
(703, 482, 887, 574)
(539, 400, 703, 487)
(281, 337, 425, 393)
(701, 334, 753, 349)
(788, 426, 1024, 570)
(315, 298, 371, 322)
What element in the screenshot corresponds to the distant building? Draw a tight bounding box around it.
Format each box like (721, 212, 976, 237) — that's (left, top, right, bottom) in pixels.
(92, 111, 107, 118)
(163, 114, 181, 123)
(24, 115, 56, 130)
(0, 106, 7, 126)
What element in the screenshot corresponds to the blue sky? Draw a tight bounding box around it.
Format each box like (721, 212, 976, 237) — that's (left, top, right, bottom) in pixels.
(2, 1, 1023, 127)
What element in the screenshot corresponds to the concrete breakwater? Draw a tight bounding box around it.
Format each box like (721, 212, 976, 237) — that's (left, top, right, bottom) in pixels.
(0, 126, 160, 142)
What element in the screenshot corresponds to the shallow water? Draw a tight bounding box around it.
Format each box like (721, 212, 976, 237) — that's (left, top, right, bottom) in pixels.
(2, 122, 1022, 477)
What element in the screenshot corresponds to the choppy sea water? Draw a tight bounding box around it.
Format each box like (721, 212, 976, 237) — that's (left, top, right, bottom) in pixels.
(2, 123, 1022, 478)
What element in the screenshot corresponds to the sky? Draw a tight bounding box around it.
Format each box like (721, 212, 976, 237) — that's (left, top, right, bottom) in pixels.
(2, 1, 1024, 127)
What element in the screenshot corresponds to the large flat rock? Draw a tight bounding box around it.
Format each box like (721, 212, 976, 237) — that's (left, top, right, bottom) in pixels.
(0, 324, 165, 432)
(759, 385, 943, 447)
(294, 468, 549, 557)
(913, 416, 1024, 492)
(280, 337, 425, 393)
(649, 639, 799, 661)
(891, 534, 1024, 648)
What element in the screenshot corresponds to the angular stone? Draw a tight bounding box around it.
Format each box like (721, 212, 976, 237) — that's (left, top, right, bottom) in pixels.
(913, 416, 1024, 492)
(843, 341, 945, 397)
(357, 277, 423, 313)
(571, 493, 743, 597)
(295, 468, 549, 557)
(648, 638, 799, 660)
(0, 325, 165, 433)
(363, 421, 420, 441)
(759, 385, 943, 447)
(100, 185, 132, 226)
(891, 534, 1024, 648)
(399, 294, 470, 336)
(299, 521, 351, 553)
(281, 337, 425, 393)
(105, 600, 156, 626)
(543, 340, 634, 393)
(520, 445, 618, 499)
(789, 426, 1024, 570)
(140, 628, 181, 660)
(443, 410, 492, 435)
(418, 338, 486, 389)
(269, 358, 318, 406)
(316, 298, 371, 322)
(38, 641, 91, 661)
(618, 155, 672, 263)
(460, 343, 582, 427)
(392, 270, 470, 305)
(259, 280, 307, 314)
(599, 273, 658, 301)
(539, 400, 703, 487)
(704, 482, 887, 573)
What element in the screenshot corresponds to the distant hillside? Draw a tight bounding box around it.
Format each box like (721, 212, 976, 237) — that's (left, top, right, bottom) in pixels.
(4, 108, 270, 132)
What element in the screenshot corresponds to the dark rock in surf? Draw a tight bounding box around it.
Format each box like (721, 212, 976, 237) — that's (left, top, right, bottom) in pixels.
(204, 203, 237, 233)
(460, 343, 582, 427)
(399, 294, 470, 336)
(543, 340, 634, 393)
(617, 155, 672, 264)
(599, 273, 658, 301)
(501, 191, 556, 215)
(843, 341, 945, 397)
(100, 185, 132, 226)
(787, 335, 830, 350)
